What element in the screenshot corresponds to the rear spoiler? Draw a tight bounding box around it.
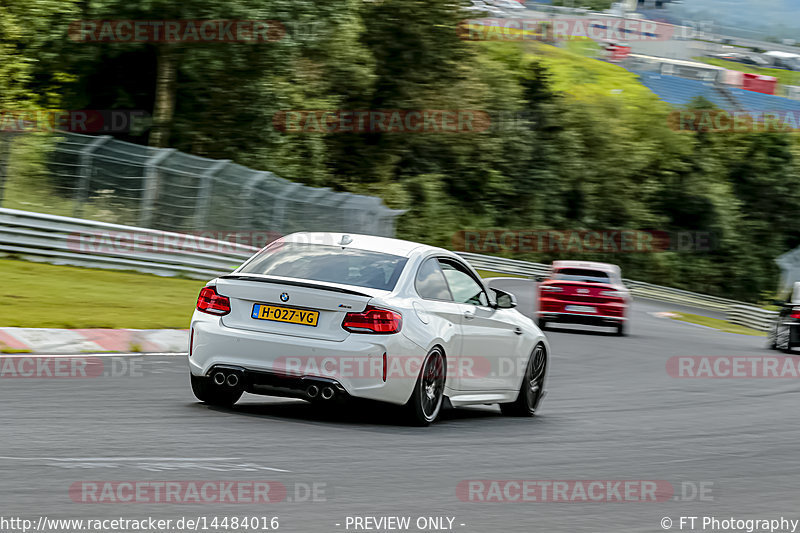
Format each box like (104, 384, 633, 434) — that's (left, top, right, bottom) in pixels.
(220, 275, 373, 298)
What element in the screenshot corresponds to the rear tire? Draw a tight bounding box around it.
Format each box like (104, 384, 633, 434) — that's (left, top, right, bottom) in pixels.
(616, 322, 627, 336)
(537, 318, 548, 331)
(768, 325, 778, 350)
(500, 343, 547, 417)
(406, 347, 446, 426)
(777, 326, 793, 353)
(191, 374, 243, 407)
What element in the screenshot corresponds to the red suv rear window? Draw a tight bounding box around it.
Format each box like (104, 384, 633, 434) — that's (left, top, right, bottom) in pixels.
(552, 269, 610, 283)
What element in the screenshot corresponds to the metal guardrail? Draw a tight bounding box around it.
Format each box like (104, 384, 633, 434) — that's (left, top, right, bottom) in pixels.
(456, 252, 550, 278)
(726, 305, 778, 332)
(0, 208, 257, 279)
(459, 251, 740, 310)
(459, 251, 776, 331)
(0, 208, 778, 331)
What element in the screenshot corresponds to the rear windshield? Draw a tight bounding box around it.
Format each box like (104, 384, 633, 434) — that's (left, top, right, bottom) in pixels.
(237, 242, 408, 291)
(552, 268, 611, 283)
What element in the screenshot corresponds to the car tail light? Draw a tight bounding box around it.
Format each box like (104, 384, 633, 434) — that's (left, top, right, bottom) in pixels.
(196, 286, 231, 316)
(791, 308, 800, 320)
(382, 353, 387, 382)
(540, 286, 563, 293)
(342, 306, 402, 334)
(601, 290, 625, 298)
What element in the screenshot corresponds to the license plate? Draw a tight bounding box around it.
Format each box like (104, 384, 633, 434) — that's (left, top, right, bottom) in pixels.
(252, 304, 319, 327)
(565, 305, 597, 314)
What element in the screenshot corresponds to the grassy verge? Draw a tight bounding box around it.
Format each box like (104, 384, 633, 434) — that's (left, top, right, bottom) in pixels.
(0, 259, 204, 329)
(669, 312, 766, 337)
(529, 41, 661, 101)
(476, 269, 528, 279)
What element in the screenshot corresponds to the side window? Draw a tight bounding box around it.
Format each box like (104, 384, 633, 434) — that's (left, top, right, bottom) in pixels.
(439, 260, 489, 306)
(415, 258, 453, 301)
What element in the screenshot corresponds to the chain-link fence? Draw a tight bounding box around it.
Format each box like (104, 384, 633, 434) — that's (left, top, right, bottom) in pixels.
(1, 132, 403, 236)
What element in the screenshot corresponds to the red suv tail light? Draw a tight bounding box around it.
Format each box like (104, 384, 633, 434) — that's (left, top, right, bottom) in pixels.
(196, 286, 231, 316)
(540, 285, 563, 293)
(342, 306, 402, 334)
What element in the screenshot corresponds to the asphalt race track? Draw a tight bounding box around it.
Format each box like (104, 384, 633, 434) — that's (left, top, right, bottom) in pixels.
(2, 291, 798, 533)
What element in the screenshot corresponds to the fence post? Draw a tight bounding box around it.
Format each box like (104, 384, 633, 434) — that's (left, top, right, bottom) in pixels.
(193, 159, 230, 231)
(243, 172, 272, 230)
(139, 147, 175, 228)
(270, 182, 301, 235)
(0, 132, 17, 207)
(72, 135, 111, 218)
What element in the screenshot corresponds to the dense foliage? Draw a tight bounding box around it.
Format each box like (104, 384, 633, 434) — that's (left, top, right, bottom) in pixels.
(3, 0, 799, 301)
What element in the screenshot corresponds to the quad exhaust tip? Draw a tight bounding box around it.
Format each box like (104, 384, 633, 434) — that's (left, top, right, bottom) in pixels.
(321, 386, 335, 400)
(307, 385, 319, 398)
(212, 370, 241, 387)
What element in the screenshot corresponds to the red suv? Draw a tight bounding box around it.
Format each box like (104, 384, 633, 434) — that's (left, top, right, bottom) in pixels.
(536, 261, 630, 336)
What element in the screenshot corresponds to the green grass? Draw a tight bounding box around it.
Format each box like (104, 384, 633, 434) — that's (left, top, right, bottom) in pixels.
(694, 57, 800, 87)
(669, 312, 766, 337)
(530, 41, 661, 101)
(0, 259, 526, 328)
(563, 38, 602, 58)
(0, 345, 32, 354)
(0, 259, 204, 329)
(476, 269, 528, 279)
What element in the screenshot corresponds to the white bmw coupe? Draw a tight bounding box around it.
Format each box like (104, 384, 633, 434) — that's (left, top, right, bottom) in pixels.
(188, 233, 549, 425)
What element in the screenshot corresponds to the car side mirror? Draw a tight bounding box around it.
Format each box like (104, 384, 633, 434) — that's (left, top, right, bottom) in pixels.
(493, 288, 517, 309)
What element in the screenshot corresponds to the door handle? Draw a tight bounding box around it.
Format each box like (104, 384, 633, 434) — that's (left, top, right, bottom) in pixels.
(514, 327, 523, 335)
(463, 310, 475, 320)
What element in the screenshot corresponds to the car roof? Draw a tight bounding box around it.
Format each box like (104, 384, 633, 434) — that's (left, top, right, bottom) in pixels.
(280, 232, 436, 258)
(551, 260, 622, 275)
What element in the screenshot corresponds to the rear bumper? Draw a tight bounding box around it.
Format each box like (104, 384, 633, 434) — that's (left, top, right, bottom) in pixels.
(537, 311, 626, 326)
(188, 312, 422, 405)
(204, 364, 349, 402)
(537, 295, 627, 327)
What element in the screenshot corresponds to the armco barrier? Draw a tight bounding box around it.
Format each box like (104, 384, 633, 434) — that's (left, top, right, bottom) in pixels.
(459, 252, 742, 312)
(726, 305, 778, 333)
(0, 208, 258, 279)
(0, 208, 777, 331)
(458, 251, 775, 331)
(456, 252, 550, 278)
